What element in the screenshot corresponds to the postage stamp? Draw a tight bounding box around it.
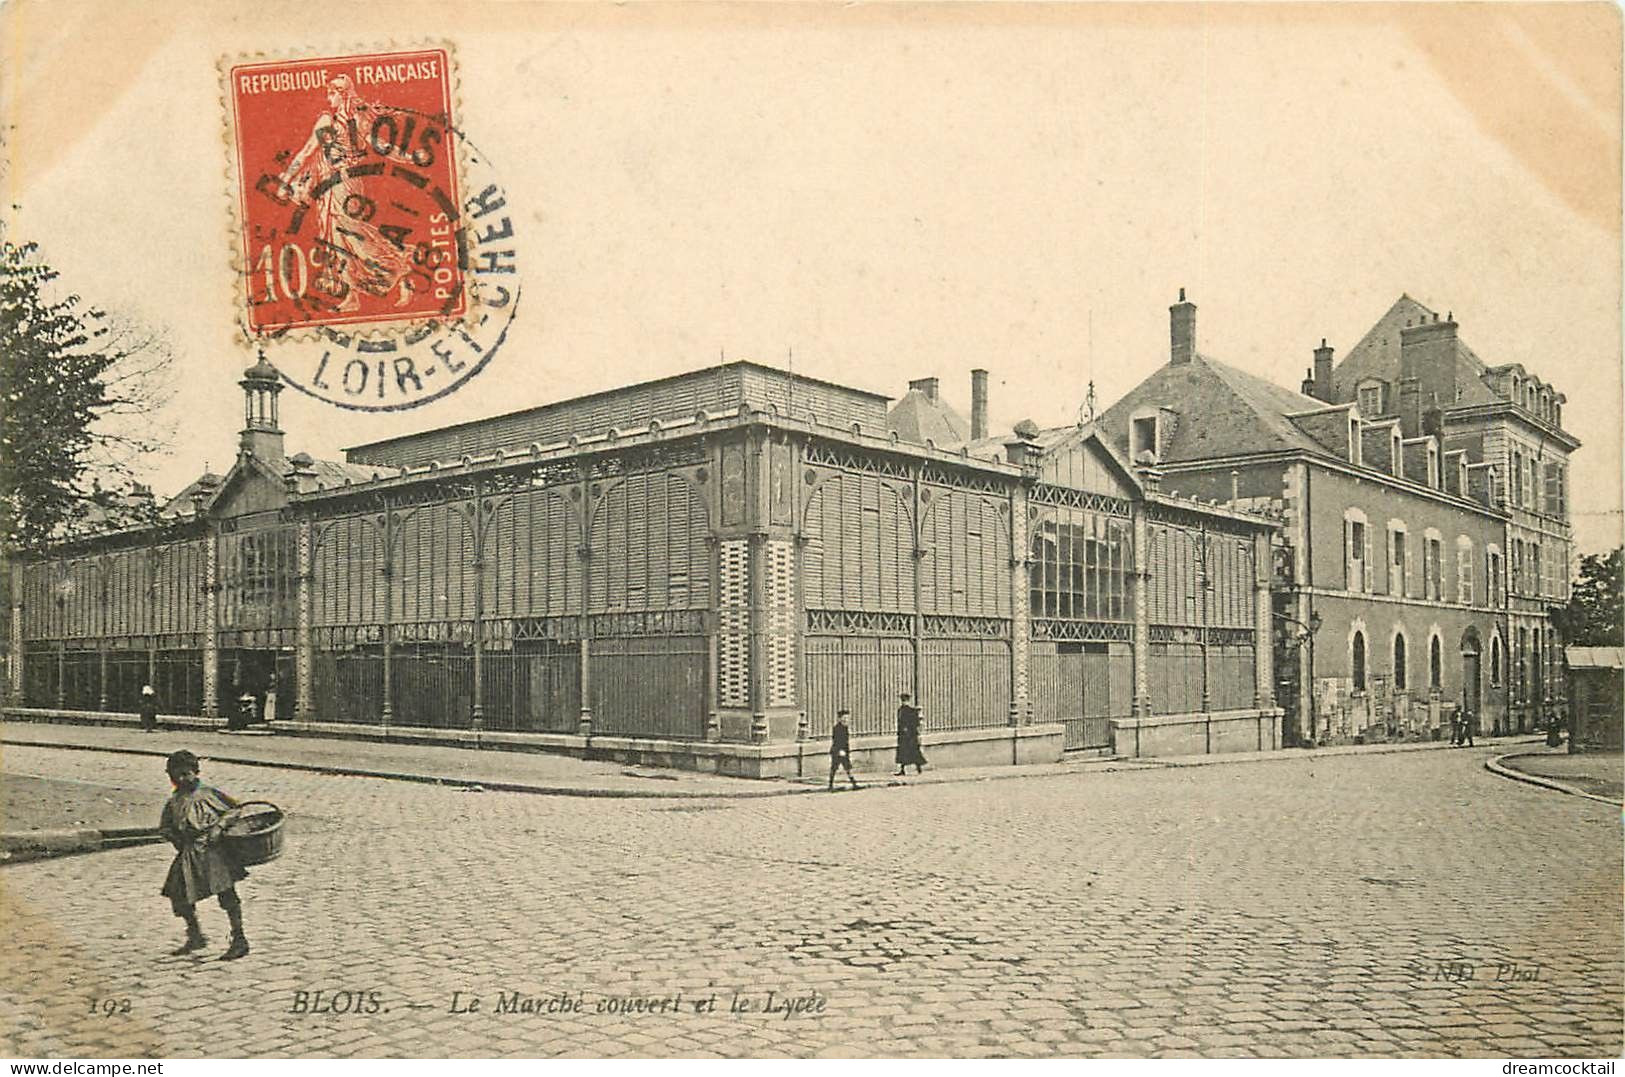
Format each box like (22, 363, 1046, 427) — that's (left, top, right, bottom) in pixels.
(222, 46, 522, 412)
(228, 48, 465, 333)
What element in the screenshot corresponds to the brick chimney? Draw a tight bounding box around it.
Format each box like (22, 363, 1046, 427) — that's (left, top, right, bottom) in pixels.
(1399, 312, 1459, 417)
(1312, 339, 1335, 402)
(970, 368, 989, 441)
(1170, 288, 1196, 366)
(908, 377, 940, 402)
(1398, 377, 1423, 439)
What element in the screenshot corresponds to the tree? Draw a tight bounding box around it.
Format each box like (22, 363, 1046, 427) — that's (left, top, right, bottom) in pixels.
(1, 239, 173, 549)
(1552, 547, 1624, 648)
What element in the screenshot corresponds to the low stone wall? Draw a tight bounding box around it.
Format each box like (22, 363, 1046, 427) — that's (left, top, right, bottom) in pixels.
(1109, 708, 1284, 759)
(3, 706, 1066, 780)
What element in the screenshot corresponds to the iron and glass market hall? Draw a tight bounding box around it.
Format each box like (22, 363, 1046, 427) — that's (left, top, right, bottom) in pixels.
(7, 331, 1282, 775)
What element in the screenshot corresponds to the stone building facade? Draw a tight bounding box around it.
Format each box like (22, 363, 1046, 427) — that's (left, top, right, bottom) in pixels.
(1098, 293, 1533, 745)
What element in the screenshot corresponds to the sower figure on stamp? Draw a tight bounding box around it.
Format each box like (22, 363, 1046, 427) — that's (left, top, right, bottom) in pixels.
(829, 708, 859, 791)
(159, 750, 251, 961)
(894, 692, 927, 777)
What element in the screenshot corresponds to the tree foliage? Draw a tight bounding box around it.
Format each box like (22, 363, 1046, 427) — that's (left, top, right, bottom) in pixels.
(1553, 547, 1624, 648)
(1, 239, 173, 549)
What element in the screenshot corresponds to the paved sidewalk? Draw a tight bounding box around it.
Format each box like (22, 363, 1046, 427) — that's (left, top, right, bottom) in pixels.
(4, 718, 1542, 804)
(1, 721, 807, 799)
(1491, 748, 1624, 804)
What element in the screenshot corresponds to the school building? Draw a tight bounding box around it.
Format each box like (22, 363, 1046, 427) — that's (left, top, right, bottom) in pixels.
(1096, 292, 1579, 745)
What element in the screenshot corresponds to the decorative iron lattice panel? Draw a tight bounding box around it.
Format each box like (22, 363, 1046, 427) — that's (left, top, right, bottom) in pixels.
(1031, 619, 1133, 643)
(1146, 501, 1260, 535)
(765, 540, 797, 706)
(1146, 624, 1255, 645)
(922, 614, 1011, 639)
(803, 441, 916, 480)
(591, 609, 707, 638)
(806, 609, 916, 636)
(716, 539, 750, 707)
(312, 624, 387, 649)
(588, 442, 708, 479)
(919, 466, 1007, 495)
(1030, 483, 1133, 517)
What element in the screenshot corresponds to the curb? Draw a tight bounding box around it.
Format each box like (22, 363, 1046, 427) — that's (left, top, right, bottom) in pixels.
(0, 737, 823, 801)
(0, 826, 165, 866)
(1484, 752, 1624, 807)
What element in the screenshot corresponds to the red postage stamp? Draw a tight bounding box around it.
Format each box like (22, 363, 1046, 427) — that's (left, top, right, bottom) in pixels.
(228, 48, 466, 334)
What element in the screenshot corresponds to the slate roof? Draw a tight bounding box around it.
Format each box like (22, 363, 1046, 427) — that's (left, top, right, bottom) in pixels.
(1095, 352, 1338, 464)
(887, 389, 970, 446)
(1329, 295, 1503, 408)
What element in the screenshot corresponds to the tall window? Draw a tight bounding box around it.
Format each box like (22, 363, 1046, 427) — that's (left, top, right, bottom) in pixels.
(1486, 548, 1503, 607)
(1430, 635, 1443, 691)
(1353, 631, 1367, 693)
(1358, 383, 1383, 416)
(1456, 536, 1474, 604)
(1345, 510, 1370, 594)
(1423, 533, 1443, 601)
(1393, 632, 1408, 691)
(1490, 635, 1503, 687)
(1531, 542, 1542, 597)
(1389, 524, 1408, 598)
(1511, 450, 1523, 505)
(1029, 508, 1132, 622)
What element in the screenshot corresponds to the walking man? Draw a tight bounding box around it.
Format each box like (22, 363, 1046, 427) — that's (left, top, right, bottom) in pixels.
(1460, 706, 1476, 748)
(829, 709, 859, 791)
(895, 692, 927, 776)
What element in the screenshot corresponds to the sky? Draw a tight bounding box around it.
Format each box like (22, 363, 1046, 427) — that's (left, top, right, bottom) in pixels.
(3, 2, 1621, 552)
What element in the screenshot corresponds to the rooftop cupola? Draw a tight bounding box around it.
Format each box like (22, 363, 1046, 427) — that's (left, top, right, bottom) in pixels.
(239, 352, 285, 464)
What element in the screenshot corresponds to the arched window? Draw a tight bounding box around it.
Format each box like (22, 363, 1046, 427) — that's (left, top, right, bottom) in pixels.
(1353, 631, 1367, 693)
(1393, 632, 1408, 691)
(1430, 634, 1443, 691)
(1490, 636, 1503, 687)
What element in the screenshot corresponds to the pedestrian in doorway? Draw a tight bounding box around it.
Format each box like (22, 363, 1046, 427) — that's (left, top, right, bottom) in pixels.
(894, 692, 927, 776)
(1449, 709, 1462, 747)
(159, 750, 251, 961)
(139, 685, 160, 734)
(262, 671, 279, 724)
(829, 708, 859, 791)
(1460, 707, 1475, 748)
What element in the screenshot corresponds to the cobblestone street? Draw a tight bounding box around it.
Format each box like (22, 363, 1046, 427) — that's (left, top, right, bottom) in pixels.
(2, 742, 1619, 1058)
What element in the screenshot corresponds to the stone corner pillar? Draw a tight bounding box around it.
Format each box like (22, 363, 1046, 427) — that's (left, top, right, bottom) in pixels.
(294, 517, 315, 720)
(1132, 502, 1152, 717)
(1008, 481, 1031, 727)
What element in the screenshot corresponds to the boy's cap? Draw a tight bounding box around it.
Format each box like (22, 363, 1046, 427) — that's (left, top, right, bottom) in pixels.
(836, 709, 850, 716)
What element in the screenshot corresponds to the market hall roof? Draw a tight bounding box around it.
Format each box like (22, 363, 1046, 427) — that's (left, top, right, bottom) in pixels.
(344, 360, 893, 471)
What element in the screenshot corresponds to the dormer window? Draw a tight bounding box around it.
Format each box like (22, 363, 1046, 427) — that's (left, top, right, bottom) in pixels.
(1426, 441, 1440, 488)
(1131, 413, 1160, 463)
(1391, 430, 1404, 479)
(1349, 416, 1362, 466)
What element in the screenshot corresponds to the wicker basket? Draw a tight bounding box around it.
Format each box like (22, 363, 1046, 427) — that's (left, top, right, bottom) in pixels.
(220, 801, 285, 866)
